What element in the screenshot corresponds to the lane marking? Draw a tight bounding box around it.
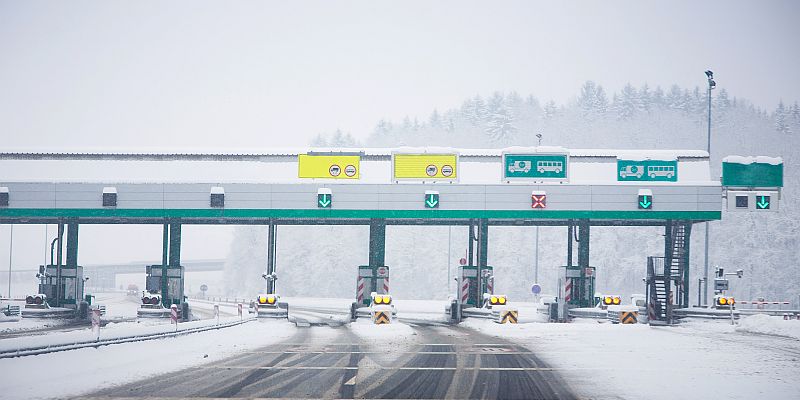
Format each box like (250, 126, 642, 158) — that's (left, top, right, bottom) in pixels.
(240, 351, 536, 355)
(199, 366, 559, 371)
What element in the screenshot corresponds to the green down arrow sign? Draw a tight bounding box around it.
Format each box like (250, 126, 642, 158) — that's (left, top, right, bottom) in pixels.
(317, 193, 332, 208)
(638, 195, 652, 210)
(425, 193, 439, 208)
(756, 195, 770, 209)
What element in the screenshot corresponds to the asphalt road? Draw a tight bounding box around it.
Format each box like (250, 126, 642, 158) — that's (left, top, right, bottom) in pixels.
(83, 319, 576, 400)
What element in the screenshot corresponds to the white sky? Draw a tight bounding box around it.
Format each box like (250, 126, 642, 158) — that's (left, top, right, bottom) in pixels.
(0, 1, 798, 149)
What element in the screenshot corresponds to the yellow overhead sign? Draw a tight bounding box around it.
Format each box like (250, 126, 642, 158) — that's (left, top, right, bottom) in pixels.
(393, 153, 458, 180)
(298, 154, 360, 179)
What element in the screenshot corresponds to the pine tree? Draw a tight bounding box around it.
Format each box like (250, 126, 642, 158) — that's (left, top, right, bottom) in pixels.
(485, 104, 517, 143)
(666, 85, 684, 111)
(428, 109, 441, 128)
(543, 100, 557, 120)
(594, 85, 609, 114)
(775, 100, 790, 134)
(638, 83, 651, 112)
(616, 84, 638, 120)
(651, 86, 665, 109)
(578, 81, 599, 113)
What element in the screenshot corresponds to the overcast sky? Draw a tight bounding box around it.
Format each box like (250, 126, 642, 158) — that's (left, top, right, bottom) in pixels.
(1, 0, 798, 150)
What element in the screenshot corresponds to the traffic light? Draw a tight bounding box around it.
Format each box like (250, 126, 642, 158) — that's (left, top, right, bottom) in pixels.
(257, 294, 279, 306)
(371, 293, 392, 305)
(601, 295, 621, 306)
(25, 294, 46, 305)
(715, 267, 724, 278)
(715, 295, 735, 308)
(141, 293, 161, 306)
(486, 294, 508, 306)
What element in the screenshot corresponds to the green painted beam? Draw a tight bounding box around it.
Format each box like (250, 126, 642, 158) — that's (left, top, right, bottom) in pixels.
(0, 208, 722, 221)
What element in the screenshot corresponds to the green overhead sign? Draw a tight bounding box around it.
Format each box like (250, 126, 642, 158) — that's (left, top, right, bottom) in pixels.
(502, 153, 568, 180)
(617, 159, 678, 182)
(722, 160, 783, 187)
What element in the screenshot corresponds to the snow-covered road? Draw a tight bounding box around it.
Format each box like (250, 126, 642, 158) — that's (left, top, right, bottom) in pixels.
(0, 297, 798, 399)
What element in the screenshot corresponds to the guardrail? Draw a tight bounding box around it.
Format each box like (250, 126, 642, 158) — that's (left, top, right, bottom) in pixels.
(0, 316, 255, 359)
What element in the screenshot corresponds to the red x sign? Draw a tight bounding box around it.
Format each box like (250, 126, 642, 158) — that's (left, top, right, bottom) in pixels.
(531, 194, 547, 209)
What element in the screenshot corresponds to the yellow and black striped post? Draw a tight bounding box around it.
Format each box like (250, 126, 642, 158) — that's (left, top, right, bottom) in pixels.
(499, 310, 518, 324)
(620, 311, 638, 324)
(373, 310, 391, 324)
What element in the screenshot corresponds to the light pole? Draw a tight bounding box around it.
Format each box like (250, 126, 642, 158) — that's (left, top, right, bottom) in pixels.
(703, 70, 716, 306)
(534, 133, 543, 284)
(6, 224, 12, 298)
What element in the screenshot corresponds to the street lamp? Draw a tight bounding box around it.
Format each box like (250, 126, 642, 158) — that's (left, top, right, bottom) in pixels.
(534, 133, 543, 284)
(702, 70, 716, 306)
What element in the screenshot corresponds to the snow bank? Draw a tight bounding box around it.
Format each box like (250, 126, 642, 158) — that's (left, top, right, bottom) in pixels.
(736, 314, 800, 340)
(0, 319, 297, 400)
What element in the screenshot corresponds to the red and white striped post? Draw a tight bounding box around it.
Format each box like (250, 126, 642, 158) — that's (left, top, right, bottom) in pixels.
(356, 277, 365, 304)
(564, 279, 572, 303)
(460, 279, 470, 304)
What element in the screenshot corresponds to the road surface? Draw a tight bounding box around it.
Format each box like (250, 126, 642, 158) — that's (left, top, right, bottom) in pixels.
(85, 319, 576, 399)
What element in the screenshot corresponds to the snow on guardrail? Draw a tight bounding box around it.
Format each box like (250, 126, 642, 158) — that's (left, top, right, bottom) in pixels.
(0, 316, 255, 359)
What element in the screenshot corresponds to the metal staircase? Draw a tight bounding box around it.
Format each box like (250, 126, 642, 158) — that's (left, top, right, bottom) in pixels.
(646, 221, 692, 325)
(646, 256, 671, 324)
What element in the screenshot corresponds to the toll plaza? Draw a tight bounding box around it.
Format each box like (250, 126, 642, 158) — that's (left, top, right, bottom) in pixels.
(0, 147, 783, 325)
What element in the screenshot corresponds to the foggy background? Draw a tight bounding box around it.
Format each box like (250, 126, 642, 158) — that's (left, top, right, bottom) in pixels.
(1, 1, 798, 304)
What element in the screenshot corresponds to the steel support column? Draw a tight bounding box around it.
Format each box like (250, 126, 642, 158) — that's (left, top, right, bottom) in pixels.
(168, 223, 181, 267)
(577, 221, 590, 307)
(682, 223, 692, 308)
(161, 223, 169, 267)
(368, 219, 386, 295)
(567, 223, 574, 267)
(66, 222, 78, 268)
(266, 219, 277, 294)
(468, 220, 475, 266)
(477, 219, 488, 269)
(55, 222, 64, 307)
(368, 219, 386, 268)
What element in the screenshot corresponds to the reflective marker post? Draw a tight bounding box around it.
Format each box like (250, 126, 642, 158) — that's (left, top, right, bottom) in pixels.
(91, 308, 101, 340)
(170, 304, 179, 332)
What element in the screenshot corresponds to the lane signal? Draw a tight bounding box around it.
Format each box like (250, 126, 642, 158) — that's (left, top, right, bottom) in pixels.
(317, 188, 332, 208)
(638, 195, 652, 209)
(531, 191, 546, 209)
(425, 190, 440, 209)
(756, 195, 770, 210)
(638, 189, 653, 210)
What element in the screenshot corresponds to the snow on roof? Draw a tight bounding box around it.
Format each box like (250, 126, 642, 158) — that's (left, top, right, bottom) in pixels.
(0, 147, 710, 158)
(722, 155, 783, 165)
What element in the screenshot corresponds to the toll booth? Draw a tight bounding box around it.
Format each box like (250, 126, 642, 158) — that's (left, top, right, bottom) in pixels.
(37, 264, 85, 309)
(356, 265, 389, 307)
(457, 265, 493, 308)
(563, 265, 595, 308)
(145, 265, 185, 307)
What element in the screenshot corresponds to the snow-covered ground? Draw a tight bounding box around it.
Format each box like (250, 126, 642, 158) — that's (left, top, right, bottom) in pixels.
(465, 315, 800, 400)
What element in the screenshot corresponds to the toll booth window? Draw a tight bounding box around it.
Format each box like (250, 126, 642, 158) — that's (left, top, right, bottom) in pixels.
(735, 195, 748, 208)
